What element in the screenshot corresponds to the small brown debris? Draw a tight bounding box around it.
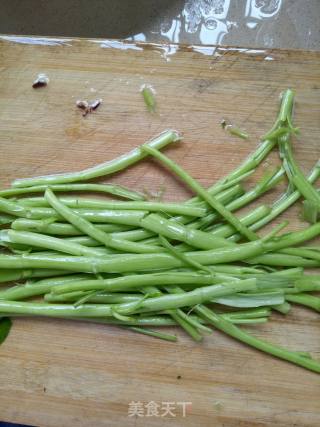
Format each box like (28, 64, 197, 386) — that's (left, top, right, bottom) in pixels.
(76, 99, 102, 116)
(76, 100, 89, 110)
(89, 99, 102, 111)
(32, 73, 49, 88)
(220, 119, 228, 129)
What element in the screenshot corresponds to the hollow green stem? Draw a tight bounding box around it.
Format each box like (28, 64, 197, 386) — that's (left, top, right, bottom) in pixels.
(51, 271, 230, 295)
(286, 293, 320, 312)
(0, 279, 257, 317)
(1, 229, 106, 257)
(0, 240, 264, 273)
(140, 213, 233, 250)
(12, 130, 181, 188)
(251, 164, 320, 231)
(141, 84, 156, 113)
(226, 125, 249, 140)
(12, 219, 132, 236)
(271, 302, 291, 314)
(45, 189, 162, 254)
(199, 308, 320, 373)
(1, 197, 149, 227)
(124, 326, 177, 342)
(159, 235, 212, 273)
(279, 134, 320, 221)
(0, 183, 145, 201)
(0, 269, 74, 284)
(141, 145, 258, 241)
(191, 167, 284, 231)
(18, 197, 206, 217)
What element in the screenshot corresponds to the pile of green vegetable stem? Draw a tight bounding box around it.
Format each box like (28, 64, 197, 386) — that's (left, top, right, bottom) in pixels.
(0, 89, 319, 374)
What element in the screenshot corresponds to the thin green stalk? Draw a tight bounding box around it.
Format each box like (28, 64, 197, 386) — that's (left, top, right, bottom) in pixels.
(140, 213, 234, 250)
(271, 302, 291, 314)
(190, 168, 284, 231)
(0, 240, 265, 273)
(0, 197, 30, 218)
(141, 145, 258, 241)
(1, 197, 148, 227)
(18, 197, 206, 217)
(0, 274, 94, 300)
(250, 164, 320, 231)
(63, 236, 115, 248)
(0, 312, 267, 327)
(207, 205, 271, 238)
(113, 183, 244, 245)
(295, 277, 320, 292)
(248, 253, 319, 267)
(286, 293, 320, 312)
(12, 129, 181, 188)
(159, 235, 212, 273)
(45, 189, 163, 254)
(1, 229, 107, 258)
(124, 326, 177, 342)
(279, 132, 320, 221)
(0, 269, 75, 284)
(111, 282, 204, 341)
(212, 291, 284, 308)
(224, 138, 278, 181)
(45, 291, 142, 304)
(0, 278, 257, 318)
(279, 247, 320, 262)
(12, 219, 132, 236)
(223, 308, 271, 319)
(264, 222, 320, 252)
(199, 308, 320, 373)
(51, 271, 230, 295)
(0, 183, 145, 201)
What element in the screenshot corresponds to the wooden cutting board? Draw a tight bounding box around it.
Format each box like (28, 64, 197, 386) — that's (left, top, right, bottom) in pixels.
(0, 36, 319, 427)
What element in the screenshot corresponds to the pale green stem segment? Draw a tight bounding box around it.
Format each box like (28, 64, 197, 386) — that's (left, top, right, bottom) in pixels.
(199, 308, 320, 374)
(0, 269, 75, 284)
(12, 219, 132, 236)
(141, 85, 156, 113)
(0, 183, 145, 201)
(1, 229, 105, 258)
(140, 145, 258, 241)
(124, 327, 177, 342)
(12, 130, 181, 188)
(44, 189, 164, 254)
(50, 272, 229, 295)
(158, 234, 212, 274)
(140, 213, 234, 250)
(0, 198, 147, 227)
(0, 278, 257, 317)
(17, 198, 206, 217)
(2, 219, 320, 273)
(226, 125, 249, 140)
(286, 293, 320, 312)
(0, 241, 264, 273)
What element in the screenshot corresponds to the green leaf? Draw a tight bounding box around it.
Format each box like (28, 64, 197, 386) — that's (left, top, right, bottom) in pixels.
(0, 317, 12, 345)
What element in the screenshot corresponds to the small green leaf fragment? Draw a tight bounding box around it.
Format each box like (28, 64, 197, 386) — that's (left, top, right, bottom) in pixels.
(226, 125, 249, 140)
(141, 84, 156, 112)
(0, 317, 12, 345)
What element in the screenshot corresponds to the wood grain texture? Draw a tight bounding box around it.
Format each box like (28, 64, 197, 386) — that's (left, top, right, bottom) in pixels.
(0, 37, 319, 427)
